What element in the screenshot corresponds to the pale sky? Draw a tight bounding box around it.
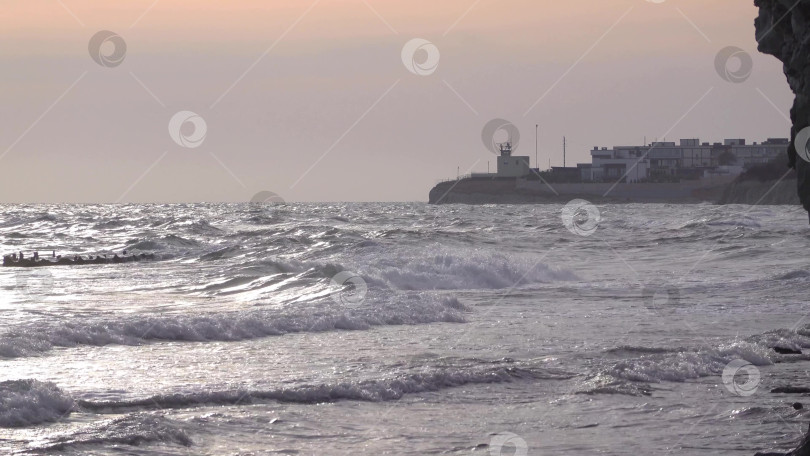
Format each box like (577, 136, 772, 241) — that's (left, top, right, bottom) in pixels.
(0, 0, 794, 203)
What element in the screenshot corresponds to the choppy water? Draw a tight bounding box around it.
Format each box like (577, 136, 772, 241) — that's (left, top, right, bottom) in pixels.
(1, 203, 810, 455)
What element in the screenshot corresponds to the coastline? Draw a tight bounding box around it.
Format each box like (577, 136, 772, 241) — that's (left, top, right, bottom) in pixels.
(429, 176, 800, 205)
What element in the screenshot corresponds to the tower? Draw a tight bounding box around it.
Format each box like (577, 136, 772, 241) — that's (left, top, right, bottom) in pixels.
(498, 142, 513, 157)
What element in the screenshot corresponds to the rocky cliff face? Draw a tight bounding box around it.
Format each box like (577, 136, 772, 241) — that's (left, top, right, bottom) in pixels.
(755, 0, 810, 216)
(752, 3, 810, 454)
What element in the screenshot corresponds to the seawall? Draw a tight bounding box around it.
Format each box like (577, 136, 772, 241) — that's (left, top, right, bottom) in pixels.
(429, 176, 800, 205)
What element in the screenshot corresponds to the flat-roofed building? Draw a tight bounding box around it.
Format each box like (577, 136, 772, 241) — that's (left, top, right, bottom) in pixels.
(579, 138, 787, 183)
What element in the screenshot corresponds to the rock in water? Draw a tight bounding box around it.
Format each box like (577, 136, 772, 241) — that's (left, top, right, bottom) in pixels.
(755, 0, 810, 219)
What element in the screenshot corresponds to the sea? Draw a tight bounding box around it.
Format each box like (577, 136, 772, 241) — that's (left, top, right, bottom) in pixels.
(2, 202, 810, 456)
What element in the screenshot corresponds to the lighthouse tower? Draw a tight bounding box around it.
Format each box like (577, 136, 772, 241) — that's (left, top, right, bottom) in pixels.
(496, 142, 531, 177)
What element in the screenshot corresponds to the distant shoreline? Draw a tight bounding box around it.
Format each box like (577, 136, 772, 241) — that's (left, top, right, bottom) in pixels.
(428, 176, 800, 205)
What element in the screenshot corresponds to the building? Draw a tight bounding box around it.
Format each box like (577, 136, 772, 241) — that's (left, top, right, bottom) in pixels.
(496, 143, 531, 177)
(580, 138, 788, 183)
(472, 142, 532, 178)
(584, 145, 650, 183)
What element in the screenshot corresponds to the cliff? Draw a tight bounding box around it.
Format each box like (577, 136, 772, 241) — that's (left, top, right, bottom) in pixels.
(755, 0, 810, 215)
(752, 3, 810, 455)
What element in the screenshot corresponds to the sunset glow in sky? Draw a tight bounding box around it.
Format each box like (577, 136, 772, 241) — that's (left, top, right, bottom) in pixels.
(0, 0, 793, 202)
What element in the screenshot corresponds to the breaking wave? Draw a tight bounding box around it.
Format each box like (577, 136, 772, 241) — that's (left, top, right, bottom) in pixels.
(0, 379, 75, 428)
(362, 251, 578, 291)
(582, 327, 810, 396)
(0, 296, 467, 359)
(1, 363, 572, 433)
(31, 414, 192, 451)
(77, 365, 569, 411)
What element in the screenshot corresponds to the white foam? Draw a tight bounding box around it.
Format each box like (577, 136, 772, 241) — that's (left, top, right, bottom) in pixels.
(0, 295, 466, 358)
(0, 379, 75, 427)
(589, 334, 785, 392)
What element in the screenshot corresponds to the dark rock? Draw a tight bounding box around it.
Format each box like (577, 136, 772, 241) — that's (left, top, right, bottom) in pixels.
(2, 252, 156, 268)
(755, 0, 810, 218)
(775, 346, 804, 355)
(772, 386, 810, 394)
(795, 403, 804, 410)
(752, 3, 810, 454)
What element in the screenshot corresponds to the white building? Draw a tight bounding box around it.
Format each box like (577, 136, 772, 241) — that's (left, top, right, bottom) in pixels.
(580, 138, 788, 182)
(585, 146, 650, 182)
(725, 138, 789, 167)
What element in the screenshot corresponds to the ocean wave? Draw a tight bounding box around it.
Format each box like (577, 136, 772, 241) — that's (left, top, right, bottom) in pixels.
(186, 220, 223, 235)
(364, 251, 578, 290)
(77, 365, 563, 412)
(774, 269, 810, 281)
(577, 374, 654, 396)
(125, 234, 200, 252)
(92, 219, 131, 229)
(749, 328, 810, 353)
(605, 345, 681, 355)
(32, 414, 192, 451)
(602, 341, 772, 384)
(1, 363, 570, 444)
(0, 296, 466, 359)
(199, 245, 243, 261)
(582, 335, 795, 395)
(675, 215, 763, 231)
(201, 249, 574, 298)
(0, 379, 75, 428)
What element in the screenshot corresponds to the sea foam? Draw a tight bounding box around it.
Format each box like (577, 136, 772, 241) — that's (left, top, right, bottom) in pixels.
(0, 379, 75, 427)
(0, 295, 466, 358)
